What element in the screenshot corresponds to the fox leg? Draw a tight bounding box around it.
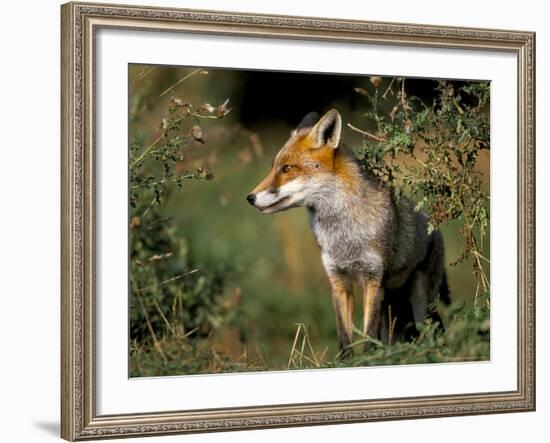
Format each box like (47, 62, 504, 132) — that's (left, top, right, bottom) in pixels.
(413, 231, 448, 328)
(410, 271, 428, 325)
(328, 273, 354, 358)
(361, 278, 384, 352)
(346, 291, 354, 342)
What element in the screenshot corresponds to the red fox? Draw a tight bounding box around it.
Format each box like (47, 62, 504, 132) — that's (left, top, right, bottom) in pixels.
(247, 109, 450, 357)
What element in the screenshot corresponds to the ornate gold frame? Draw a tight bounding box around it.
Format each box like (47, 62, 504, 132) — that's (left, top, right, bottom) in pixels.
(61, 2, 536, 440)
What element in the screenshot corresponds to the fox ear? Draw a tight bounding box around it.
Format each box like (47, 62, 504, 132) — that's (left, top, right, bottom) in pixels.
(296, 112, 320, 131)
(307, 109, 342, 149)
(291, 112, 320, 137)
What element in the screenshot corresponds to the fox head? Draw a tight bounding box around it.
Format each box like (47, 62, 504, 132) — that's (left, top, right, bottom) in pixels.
(247, 109, 345, 214)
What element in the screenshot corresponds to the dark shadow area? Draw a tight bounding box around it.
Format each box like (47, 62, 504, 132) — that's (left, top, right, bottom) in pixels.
(33, 420, 59, 437)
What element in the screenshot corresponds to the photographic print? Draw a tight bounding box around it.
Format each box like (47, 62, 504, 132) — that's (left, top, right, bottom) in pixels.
(61, 4, 535, 439)
(128, 65, 491, 377)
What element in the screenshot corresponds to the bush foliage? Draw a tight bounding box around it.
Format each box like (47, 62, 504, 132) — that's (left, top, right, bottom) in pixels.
(129, 69, 233, 351)
(353, 78, 490, 303)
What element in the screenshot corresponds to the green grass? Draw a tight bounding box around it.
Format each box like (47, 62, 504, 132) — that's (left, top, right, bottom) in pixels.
(130, 297, 490, 377)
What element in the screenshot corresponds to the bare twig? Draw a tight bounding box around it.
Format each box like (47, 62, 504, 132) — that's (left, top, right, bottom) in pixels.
(158, 68, 204, 99)
(141, 196, 157, 219)
(287, 324, 301, 369)
(382, 77, 396, 99)
(131, 66, 156, 86)
(189, 112, 228, 120)
(137, 269, 199, 292)
(388, 305, 397, 346)
(299, 333, 306, 367)
(302, 324, 320, 367)
(452, 97, 465, 115)
(134, 289, 166, 361)
(318, 347, 328, 364)
(347, 123, 386, 142)
(289, 350, 319, 367)
(135, 68, 206, 115)
(132, 173, 198, 191)
(147, 252, 173, 262)
(131, 135, 162, 170)
(152, 297, 175, 336)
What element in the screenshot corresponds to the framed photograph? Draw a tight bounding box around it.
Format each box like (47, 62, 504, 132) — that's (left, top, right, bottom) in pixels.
(61, 1, 536, 440)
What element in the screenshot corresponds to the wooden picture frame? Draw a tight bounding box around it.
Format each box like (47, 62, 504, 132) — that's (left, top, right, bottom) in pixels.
(61, 1, 535, 440)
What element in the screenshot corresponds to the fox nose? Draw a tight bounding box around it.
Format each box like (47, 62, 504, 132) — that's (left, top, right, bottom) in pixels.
(246, 193, 256, 206)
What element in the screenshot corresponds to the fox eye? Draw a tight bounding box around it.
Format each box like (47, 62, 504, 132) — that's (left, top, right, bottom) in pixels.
(281, 164, 292, 173)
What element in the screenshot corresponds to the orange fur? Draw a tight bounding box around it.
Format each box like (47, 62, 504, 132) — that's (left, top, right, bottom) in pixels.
(252, 130, 360, 195)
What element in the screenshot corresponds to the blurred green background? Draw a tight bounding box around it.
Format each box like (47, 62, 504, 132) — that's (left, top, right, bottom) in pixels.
(129, 64, 490, 373)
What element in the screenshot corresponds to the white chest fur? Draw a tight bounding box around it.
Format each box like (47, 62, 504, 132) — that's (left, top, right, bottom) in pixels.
(309, 207, 384, 278)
